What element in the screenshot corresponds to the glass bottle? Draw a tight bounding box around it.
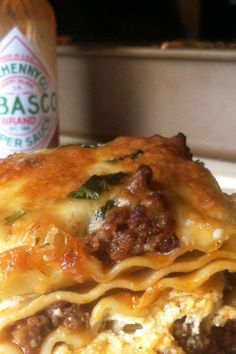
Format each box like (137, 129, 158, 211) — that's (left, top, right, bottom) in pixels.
(0, 0, 59, 157)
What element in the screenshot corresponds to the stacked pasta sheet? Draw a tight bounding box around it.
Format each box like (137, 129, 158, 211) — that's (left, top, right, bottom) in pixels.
(0, 134, 235, 354)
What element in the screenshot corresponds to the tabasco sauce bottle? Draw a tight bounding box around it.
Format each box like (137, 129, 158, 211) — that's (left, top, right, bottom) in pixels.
(0, 0, 59, 157)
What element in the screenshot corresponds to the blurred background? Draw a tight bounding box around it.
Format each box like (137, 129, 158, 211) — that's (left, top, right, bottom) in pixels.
(49, 0, 236, 43)
(48, 0, 236, 161)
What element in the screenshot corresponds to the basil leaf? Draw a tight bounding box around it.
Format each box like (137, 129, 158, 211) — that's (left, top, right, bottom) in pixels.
(3, 209, 26, 224)
(84, 175, 109, 195)
(59, 142, 105, 149)
(69, 187, 100, 200)
(130, 149, 144, 160)
(69, 172, 127, 200)
(96, 199, 115, 221)
(104, 172, 127, 185)
(109, 149, 144, 163)
(80, 142, 105, 148)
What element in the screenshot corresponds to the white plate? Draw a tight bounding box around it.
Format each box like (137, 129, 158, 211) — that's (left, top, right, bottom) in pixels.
(198, 157, 236, 194)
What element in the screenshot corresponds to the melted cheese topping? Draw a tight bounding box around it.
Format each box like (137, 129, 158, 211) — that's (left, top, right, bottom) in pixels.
(0, 134, 234, 282)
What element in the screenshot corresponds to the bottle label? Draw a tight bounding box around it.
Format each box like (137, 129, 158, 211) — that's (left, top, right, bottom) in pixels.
(0, 27, 58, 157)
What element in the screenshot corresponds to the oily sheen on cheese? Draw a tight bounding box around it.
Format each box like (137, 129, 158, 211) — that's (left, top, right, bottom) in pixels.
(0, 134, 235, 354)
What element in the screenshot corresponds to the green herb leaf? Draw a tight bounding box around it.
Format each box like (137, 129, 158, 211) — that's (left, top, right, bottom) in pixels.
(2, 209, 26, 224)
(109, 149, 144, 163)
(80, 142, 105, 148)
(69, 186, 100, 200)
(69, 172, 127, 200)
(104, 172, 127, 185)
(130, 149, 144, 160)
(96, 199, 115, 221)
(59, 142, 105, 149)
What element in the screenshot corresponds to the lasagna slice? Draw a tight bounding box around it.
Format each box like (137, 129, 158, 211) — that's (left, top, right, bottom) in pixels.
(0, 133, 235, 354)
